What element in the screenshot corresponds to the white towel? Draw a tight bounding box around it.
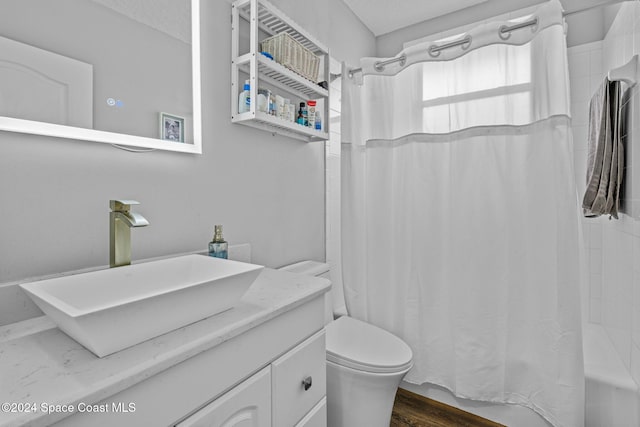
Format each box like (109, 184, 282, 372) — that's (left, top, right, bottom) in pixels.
(582, 77, 624, 219)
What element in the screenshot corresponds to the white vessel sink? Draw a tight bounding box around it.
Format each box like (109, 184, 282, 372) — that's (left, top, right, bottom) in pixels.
(20, 254, 263, 357)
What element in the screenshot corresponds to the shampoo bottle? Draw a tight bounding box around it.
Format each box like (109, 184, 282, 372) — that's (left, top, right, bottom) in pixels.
(238, 80, 250, 113)
(208, 225, 228, 259)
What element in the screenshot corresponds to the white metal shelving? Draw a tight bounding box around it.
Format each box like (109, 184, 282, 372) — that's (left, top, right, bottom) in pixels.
(231, 0, 330, 142)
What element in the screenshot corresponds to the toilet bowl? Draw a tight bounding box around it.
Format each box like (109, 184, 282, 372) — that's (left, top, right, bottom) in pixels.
(279, 261, 413, 427)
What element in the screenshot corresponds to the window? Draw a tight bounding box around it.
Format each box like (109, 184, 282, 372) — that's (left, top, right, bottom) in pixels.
(421, 42, 533, 132)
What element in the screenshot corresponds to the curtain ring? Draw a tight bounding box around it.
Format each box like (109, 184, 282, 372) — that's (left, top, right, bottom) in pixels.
(530, 21, 539, 33)
(499, 25, 511, 40)
(428, 45, 441, 58)
(374, 61, 384, 72)
(461, 35, 472, 50)
(398, 54, 406, 67)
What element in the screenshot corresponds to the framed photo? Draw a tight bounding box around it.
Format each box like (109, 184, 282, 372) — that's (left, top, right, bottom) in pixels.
(159, 112, 185, 142)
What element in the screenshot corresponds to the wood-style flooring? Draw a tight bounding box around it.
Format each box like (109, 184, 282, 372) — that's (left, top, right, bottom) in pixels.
(391, 388, 507, 427)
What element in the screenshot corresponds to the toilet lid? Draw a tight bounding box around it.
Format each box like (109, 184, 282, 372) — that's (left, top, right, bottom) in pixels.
(325, 316, 413, 374)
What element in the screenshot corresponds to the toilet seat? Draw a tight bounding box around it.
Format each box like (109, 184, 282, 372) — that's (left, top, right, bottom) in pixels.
(325, 316, 413, 374)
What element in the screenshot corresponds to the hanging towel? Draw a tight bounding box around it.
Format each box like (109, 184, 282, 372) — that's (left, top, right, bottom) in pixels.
(583, 77, 624, 219)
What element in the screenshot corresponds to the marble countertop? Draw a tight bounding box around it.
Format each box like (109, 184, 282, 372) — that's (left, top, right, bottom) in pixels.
(0, 268, 330, 427)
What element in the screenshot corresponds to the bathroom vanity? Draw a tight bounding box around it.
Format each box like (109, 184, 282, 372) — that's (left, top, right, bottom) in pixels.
(0, 268, 329, 427)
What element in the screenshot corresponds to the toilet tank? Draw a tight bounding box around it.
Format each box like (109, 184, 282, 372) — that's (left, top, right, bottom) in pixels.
(279, 261, 333, 324)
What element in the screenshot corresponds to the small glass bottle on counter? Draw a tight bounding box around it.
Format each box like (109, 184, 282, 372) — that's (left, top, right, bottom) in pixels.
(208, 225, 228, 259)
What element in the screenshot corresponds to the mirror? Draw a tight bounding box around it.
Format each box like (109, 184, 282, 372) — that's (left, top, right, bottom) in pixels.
(0, 0, 201, 154)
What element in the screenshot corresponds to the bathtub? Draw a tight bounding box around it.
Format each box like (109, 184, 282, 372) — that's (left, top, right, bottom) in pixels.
(583, 323, 639, 427)
(401, 323, 639, 427)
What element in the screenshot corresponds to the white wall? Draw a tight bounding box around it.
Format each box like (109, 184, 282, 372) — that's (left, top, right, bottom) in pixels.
(0, 0, 375, 325)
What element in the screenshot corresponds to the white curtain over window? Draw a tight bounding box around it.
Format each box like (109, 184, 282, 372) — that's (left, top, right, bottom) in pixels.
(341, 1, 584, 426)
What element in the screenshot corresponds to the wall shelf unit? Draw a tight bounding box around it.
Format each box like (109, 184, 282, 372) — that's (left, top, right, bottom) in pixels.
(231, 0, 330, 142)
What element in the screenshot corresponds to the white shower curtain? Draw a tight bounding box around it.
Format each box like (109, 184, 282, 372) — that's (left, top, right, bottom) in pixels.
(341, 1, 584, 426)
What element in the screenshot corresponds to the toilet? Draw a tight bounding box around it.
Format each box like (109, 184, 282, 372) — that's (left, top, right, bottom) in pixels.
(279, 261, 413, 427)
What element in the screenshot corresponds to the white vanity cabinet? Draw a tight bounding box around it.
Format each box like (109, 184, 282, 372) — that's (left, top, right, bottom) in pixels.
(296, 398, 327, 427)
(271, 330, 326, 426)
(51, 293, 327, 427)
(176, 330, 326, 427)
(175, 367, 272, 427)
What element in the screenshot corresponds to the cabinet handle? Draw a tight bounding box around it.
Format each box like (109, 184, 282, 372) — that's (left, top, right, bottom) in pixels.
(302, 376, 312, 391)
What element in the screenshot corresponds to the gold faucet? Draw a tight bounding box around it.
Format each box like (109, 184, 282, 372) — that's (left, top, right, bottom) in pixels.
(109, 200, 149, 268)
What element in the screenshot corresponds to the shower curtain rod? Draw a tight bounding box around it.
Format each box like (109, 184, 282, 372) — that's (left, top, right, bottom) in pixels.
(347, 17, 537, 77)
(347, 1, 620, 78)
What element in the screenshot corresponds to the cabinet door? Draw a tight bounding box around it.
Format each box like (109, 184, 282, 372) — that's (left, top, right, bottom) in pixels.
(272, 330, 326, 426)
(176, 367, 271, 427)
(295, 397, 326, 427)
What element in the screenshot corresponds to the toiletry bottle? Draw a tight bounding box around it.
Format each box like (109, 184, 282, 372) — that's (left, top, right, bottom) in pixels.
(208, 225, 228, 259)
(276, 95, 285, 119)
(302, 102, 308, 126)
(314, 110, 322, 131)
(307, 100, 317, 128)
(269, 93, 276, 116)
(286, 100, 295, 122)
(257, 89, 269, 113)
(238, 80, 250, 113)
(297, 102, 305, 125)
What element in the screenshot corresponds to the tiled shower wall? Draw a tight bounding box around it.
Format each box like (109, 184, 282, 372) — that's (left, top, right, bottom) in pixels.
(570, 2, 640, 386)
(600, 1, 640, 387)
(568, 40, 605, 326)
